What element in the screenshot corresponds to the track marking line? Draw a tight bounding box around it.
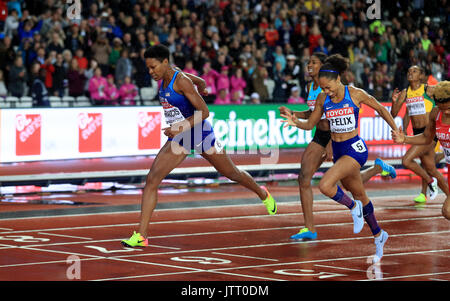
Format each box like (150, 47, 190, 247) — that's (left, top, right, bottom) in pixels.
(0, 216, 446, 250)
(212, 252, 279, 262)
(314, 264, 382, 274)
(38, 232, 92, 240)
(0, 192, 442, 221)
(0, 205, 444, 236)
(362, 271, 450, 281)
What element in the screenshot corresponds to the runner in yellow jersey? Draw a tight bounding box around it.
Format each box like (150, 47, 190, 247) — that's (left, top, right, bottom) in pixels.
(391, 65, 449, 202)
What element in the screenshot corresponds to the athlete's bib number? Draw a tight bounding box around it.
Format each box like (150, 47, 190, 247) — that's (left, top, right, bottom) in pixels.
(351, 139, 366, 153)
(406, 97, 426, 116)
(443, 147, 450, 164)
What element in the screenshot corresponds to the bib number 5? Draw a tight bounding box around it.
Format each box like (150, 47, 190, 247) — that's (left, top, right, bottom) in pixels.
(351, 139, 366, 153)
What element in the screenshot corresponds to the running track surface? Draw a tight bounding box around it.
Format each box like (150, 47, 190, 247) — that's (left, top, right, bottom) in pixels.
(0, 180, 449, 282)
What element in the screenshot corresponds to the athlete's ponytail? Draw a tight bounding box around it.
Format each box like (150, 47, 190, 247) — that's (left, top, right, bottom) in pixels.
(318, 54, 349, 80)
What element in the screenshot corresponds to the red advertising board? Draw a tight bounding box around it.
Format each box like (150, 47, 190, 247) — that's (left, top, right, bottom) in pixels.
(358, 103, 413, 145)
(78, 112, 102, 153)
(15, 114, 41, 156)
(138, 111, 162, 150)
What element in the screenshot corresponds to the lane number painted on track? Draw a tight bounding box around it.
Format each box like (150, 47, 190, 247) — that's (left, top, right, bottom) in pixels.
(171, 256, 231, 265)
(0, 235, 50, 243)
(274, 269, 346, 279)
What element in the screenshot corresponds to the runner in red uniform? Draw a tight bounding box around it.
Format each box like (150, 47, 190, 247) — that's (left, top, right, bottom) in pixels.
(392, 80, 450, 220)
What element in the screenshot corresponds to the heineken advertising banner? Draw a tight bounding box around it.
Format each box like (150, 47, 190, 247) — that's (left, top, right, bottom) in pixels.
(207, 104, 313, 151)
(0, 103, 406, 162)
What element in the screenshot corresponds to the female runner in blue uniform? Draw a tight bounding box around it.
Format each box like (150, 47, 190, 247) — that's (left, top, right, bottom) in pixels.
(279, 53, 396, 241)
(122, 45, 277, 248)
(281, 54, 399, 262)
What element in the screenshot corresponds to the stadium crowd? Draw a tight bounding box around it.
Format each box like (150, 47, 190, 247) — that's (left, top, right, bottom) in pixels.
(0, 0, 448, 106)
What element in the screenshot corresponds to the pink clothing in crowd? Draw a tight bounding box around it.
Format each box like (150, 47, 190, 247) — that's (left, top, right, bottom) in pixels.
(119, 83, 138, 105)
(104, 82, 119, 105)
(230, 75, 246, 103)
(446, 53, 450, 79)
(183, 67, 198, 76)
(287, 96, 305, 104)
(88, 75, 108, 101)
(214, 92, 231, 104)
(201, 68, 219, 95)
(216, 73, 230, 93)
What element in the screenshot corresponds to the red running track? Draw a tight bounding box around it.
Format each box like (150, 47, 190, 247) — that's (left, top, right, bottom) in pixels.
(0, 181, 449, 282)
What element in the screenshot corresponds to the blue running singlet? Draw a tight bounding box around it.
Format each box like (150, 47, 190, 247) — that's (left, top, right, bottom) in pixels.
(322, 86, 367, 167)
(159, 70, 216, 153)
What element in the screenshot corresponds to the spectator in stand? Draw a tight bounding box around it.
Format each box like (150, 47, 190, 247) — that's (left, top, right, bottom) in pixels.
(214, 88, 231, 105)
(250, 92, 261, 104)
(104, 74, 119, 105)
(65, 24, 85, 55)
(0, 0, 8, 31)
(201, 61, 219, 104)
(74, 48, 88, 71)
(52, 53, 67, 97)
(132, 48, 150, 90)
(446, 53, 450, 80)
(314, 37, 329, 55)
(108, 37, 123, 73)
(84, 59, 97, 96)
(373, 62, 392, 100)
(285, 54, 302, 92)
(308, 23, 323, 55)
(0, 70, 7, 99)
(4, 9, 19, 38)
(119, 75, 138, 106)
(91, 33, 111, 76)
(17, 16, 42, 42)
(67, 58, 86, 98)
(287, 86, 305, 104)
(272, 61, 288, 103)
(361, 63, 374, 95)
(41, 51, 56, 95)
(216, 65, 230, 96)
(47, 31, 64, 54)
(34, 47, 46, 65)
(230, 90, 242, 105)
(1, 0, 448, 106)
(183, 60, 197, 76)
(251, 64, 269, 102)
(88, 67, 108, 105)
(0, 35, 15, 76)
(8, 56, 27, 97)
(115, 48, 133, 86)
(230, 68, 247, 104)
(31, 67, 50, 107)
(272, 46, 286, 74)
(264, 22, 279, 48)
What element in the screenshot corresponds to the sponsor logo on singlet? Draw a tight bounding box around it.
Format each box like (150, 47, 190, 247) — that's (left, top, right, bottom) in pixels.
(325, 107, 357, 133)
(406, 95, 426, 116)
(160, 97, 185, 125)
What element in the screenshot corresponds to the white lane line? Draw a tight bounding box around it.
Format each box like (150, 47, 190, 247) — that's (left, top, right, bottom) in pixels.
(212, 252, 279, 262)
(3, 245, 203, 274)
(314, 264, 378, 274)
(0, 192, 442, 222)
(38, 232, 92, 240)
(0, 216, 445, 250)
(0, 203, 444, 236)
(362, 271, 450, 281)
(92, 248, 450, 281)
(210, 249, 450, 273)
